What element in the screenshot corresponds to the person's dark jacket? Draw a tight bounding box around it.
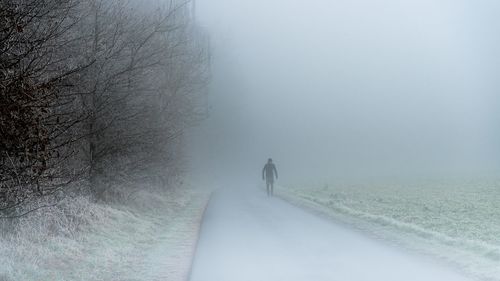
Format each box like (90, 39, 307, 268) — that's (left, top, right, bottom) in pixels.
(262, 163, 278, 182)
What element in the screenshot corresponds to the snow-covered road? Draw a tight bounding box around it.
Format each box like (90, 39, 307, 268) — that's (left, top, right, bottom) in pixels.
(189, 187, 472, 281)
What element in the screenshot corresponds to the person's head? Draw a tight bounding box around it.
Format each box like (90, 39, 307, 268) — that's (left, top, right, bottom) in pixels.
(268, 158, 273, 163)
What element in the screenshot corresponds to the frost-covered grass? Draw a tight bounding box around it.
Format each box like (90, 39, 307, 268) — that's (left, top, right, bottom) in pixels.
(278, 179, 500, 281)
(0, 183, 211, 281)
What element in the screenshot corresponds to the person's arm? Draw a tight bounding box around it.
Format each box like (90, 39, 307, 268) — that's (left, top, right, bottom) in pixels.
(274, 165, 278, 179)
(262, 165, 266, 180)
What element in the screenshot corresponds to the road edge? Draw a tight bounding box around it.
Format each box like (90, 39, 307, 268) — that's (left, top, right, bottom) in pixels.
(275, 187, 482, 281)
(186, 191, 214, 281)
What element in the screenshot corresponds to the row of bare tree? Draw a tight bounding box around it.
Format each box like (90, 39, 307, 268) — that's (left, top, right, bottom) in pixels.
(0, 0, 210, 217)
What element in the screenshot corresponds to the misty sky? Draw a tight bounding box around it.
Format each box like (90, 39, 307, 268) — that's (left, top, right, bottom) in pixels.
(190, 0, 500, 184)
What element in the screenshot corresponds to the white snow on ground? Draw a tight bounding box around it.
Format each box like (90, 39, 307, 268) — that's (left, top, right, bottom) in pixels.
(190, 186, 472, 281)
(0, 184, 211, 281)
(277, 180, 500, 281)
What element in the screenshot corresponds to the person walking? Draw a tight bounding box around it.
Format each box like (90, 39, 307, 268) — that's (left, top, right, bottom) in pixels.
(262, 158, 278, 196)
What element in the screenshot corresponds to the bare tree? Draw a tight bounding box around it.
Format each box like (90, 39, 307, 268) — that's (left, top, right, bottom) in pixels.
(0, 0, 211, 215)
(0, 0, 95, 216)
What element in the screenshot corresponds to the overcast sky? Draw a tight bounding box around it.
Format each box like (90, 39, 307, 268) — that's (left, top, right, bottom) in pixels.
(190, 0, 500, 184)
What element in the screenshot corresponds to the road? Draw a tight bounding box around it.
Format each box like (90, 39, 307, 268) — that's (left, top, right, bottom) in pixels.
(189, 187, 472, 281)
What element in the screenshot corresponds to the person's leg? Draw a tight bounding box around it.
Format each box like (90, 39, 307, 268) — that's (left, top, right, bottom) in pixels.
(266, 181, 270, 196)
(271, 181, 274, 196)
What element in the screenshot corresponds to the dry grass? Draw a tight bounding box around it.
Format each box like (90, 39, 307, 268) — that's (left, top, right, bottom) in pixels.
(0, 183, 210, 281)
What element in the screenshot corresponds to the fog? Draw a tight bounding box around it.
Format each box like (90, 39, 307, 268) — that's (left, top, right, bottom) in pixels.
(190, 0, 500, 184)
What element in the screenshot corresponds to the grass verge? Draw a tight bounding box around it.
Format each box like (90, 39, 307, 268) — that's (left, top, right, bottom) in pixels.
(0, 183, 211, 281)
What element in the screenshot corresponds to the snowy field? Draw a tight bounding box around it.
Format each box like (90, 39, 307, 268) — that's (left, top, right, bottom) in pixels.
(0, 184, 211, 281)
(277, 179, 500, 281)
